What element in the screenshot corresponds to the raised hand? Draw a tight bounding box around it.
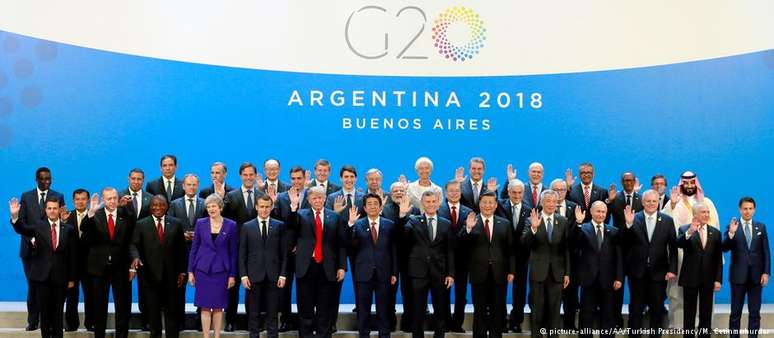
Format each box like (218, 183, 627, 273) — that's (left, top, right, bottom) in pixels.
(9, 197, 20, 219)
(565, 168, 575, 187)
(304, 170, 312, 186)
(506, 163, 517, 181)
(59, 206, 71, 223)
(608, 184, 617, 201)
(255, 173, 265, 190)
(529, 208, 541, 231)
(454, 167, 465, 183)
(624, 205, 635, 225)
(267, 187, 278, 203)
(88, 193, 101, 217)
(669, 185, 682, 206)
(574, 205, 585, 224)
(214, 181, 226, 198)
(688, 214, 701, 236)
(633, 177, 643, 193)
(333, 195, 346, 213)
(398, 174, 407, 185)
(729, 217, 739, 234)
(348, 206, 360, 223)
(465, 212, 477, 232)
(487, 177, 498, 193)
(398, 195, 412, 216)
(118, 195, 132, 207)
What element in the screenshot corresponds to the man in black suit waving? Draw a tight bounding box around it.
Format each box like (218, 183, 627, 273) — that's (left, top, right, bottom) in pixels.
(146, 154, 184, 203)
(81, 188, 136, 338)
(240, 195, 288, 338)
(566, 163, 608, 223)
(677, 203, 723, 338)
(16, 167, 65, 331)
(522, 190, 570, 338)
(129, 195, 187, 338)
(623, 189, 677, 337)
(571, 201, 623, 338)
(121, 168, 152, 221)
(10, 196, 77, 338)
(399, 190, 455, 338)
(199, 161, 235, 199)
(460, 191, 514, 338)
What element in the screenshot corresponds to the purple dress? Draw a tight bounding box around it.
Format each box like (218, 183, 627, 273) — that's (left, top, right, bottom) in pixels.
(188, 217, 238, 309)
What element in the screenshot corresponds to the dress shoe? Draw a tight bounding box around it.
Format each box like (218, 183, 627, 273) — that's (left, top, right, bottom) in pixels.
(25, 324, 38, 331)
(449, 326, 465, 333)
(279, 322, 292, 332)
(510, 324, 522, 333)
(224, 323, 235, 332)
(141, 323, 150, 331)
(65, 326, 78, 332)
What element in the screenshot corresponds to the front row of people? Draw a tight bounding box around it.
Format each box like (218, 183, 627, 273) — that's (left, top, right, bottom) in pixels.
(8, 184, 769, 338)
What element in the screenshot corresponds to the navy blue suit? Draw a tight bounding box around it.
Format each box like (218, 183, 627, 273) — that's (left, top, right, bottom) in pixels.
(168, 196, 206, 232)
(567, 183, 608, 223)
(348, 217, 397, 338)
(722, 220, 770, 338)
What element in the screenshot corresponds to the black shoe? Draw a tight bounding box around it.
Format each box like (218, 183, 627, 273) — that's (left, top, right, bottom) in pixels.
(449, 326, 465, 333)
(225, 323, 235, 332)
(330, 325, 337, 334)
(502, 325, 509, 333)
(25, 324, 38, 331)
(141, 323, 150, 331)
(279, 322, 292, 332)
(510, 324, 522, 333)
(65, 326, 78, 332)
(86, 325, 95, 332)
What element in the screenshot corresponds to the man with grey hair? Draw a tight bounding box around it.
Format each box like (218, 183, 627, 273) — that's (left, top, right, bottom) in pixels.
(263, 158, 290, 195)
(200, 161, 235, 199)
(496, 179, 532, 333)
(524, 162, 545, 209)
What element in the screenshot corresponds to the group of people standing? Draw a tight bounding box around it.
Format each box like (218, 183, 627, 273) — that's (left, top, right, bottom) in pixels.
(8, 155, 770, 338)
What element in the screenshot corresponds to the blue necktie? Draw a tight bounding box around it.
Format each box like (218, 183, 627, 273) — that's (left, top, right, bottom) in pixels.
(745, 221, 752, 249)
(546, 217, 553, 243)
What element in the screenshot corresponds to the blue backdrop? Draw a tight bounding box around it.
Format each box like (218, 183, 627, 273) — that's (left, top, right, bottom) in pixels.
(1, 30, 773, 303)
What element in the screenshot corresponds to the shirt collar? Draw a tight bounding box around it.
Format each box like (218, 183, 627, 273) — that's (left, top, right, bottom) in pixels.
(368, 217, 380, 225)
(470, 178, 482, 186)
(257, 216, 270, 224)
(447, 201, 459, 209)
(644, 211, 657, 218)
(164, 176, 176, 183)
(37, 188, 48, 195)
(541, 211, 554, 219)
(266, 179, 278, 186)
(241, 185, 254, 193)
(315, 180, 328, 187)
(154, 215, 165, 224)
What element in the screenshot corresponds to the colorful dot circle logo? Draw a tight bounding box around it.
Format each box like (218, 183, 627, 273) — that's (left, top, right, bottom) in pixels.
(431, 7, 485, 62)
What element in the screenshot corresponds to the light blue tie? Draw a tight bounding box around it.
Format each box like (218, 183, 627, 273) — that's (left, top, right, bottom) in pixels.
(745, 221, 752, 249)
(646, 216, 655, 242)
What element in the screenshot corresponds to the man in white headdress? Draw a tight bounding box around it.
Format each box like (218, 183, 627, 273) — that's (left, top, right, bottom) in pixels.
(662, 171, 720, 328)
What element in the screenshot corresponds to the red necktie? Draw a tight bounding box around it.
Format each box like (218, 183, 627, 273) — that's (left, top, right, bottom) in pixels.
(371, 222, 378, 245)
(107, 213, 115, 240)
(532, 186, 539, 206)
(314, 211, 323, 263)
(583, 185, 591, 209)
(450, 206, 458, 229)
(484, 218, 491, 242)
(156, 218, 165, 244)
(51, 223, 57, 251)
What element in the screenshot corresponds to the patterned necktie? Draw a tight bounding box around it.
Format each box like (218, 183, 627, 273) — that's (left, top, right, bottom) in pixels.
(583, 185, 591, 209)
(314, 211, 323, 263)
(51, 222, 57, 251)
(156, 218, 164, 243)
(107, 213, 115, 240)
(371, 221, 378, 245)
(532, 186, 539, 206)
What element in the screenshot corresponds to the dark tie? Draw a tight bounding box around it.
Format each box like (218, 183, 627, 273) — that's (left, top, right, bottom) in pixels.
(245, 190, 254, 214)
(314, 211, 323, 263)
(512, 205, 519, 230)
(187, 198, 196, 226)
(132, 192, 139, 216)
(107, 213, 115, 241)
(261, 220, 268, 242)
(484, 218, 491, 242)
(427, 217, 435, 242)
(346, 193, 353, 209)
(532, 186, 539, 206)
(371, 221, 378, 245)
(166, 180, 173, 201)
(626, 194, 632, 207)
(583, 186, 591, 209)
(50, 223, 57, 251)
(450, 206, 458, 229)
(156, 218, 164, 244)
(546, 217, 553, 243)
(39, 192, 46, 210)
(596, 224, 603, 250)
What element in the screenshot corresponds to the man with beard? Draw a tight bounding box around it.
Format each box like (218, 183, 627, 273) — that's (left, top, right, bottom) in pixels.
(662, 171, 719, 329)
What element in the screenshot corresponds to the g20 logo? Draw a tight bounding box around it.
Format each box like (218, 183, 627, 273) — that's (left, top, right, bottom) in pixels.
(345, 5, 486, 62)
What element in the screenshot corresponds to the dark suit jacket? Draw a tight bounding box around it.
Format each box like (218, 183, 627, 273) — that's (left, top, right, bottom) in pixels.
(18, 189, 65, 258)
(523, 183, 546, 210)
(557, 200, 579, 228)
(567, 183, 608, 223)
(399, 214, 455, 279)
(188, 217, 238, 277)
(348, 217, 398, 282)
(80, 206, 136, 276)
(496, 199, 532, 260)
(325, 190, 365, 224)
(146, 176, 184, 202)
(287, 208, 347, 281)
(623, 212, 678, 281)
(11, 218, 77, 285)
(167, 196, 206, 231)
(272, 189, 311, 222)
(130, 216, 187, 286)
(438, 201, 472, 236)
(263, 180, 290, 194)
(223, 187, 264, 229)
(608, 191, 644, 228)
(571, 222, 623, 289)
(309, 180, 340, 195)
(722, 220, 771, 285)
(521, 213, 571, 283)
(461, 215, 514, 285)
(64, 211, 89, 277)
(239, 218, 288, 283)
(460, 179, 489, 213)
(120, 188, 151, 220)
(198, 183, 236, 199)
(380, 199, 420, 225)
(677, 224, 723, 287)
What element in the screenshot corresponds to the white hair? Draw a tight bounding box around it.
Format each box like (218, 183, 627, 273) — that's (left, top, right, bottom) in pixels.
(508, 179, 525, 192)
(529, 162, 544, 171)
(414, 157, 434, 170)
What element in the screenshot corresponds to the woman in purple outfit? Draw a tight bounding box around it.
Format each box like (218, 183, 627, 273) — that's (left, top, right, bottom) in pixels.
(188, 194, 237, 338)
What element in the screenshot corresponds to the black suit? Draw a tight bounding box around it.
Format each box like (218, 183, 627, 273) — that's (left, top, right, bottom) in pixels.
(496, 199, 532, 330)
(120, 188, 151, 220)
(521, 213, 570, 337)
(605, 190, 643, 327)
(623, 212, 677, 337)
(309, 180, 341, 195)
(222, 186, 264, 327)
(119, 188, 151, 326)
(438, 202, 472, 330)
(567, 183, 607, 223)
(571, 222, 623, 338)
(287, 208, 347, 338)
(198, 183, 235, 199)
(460, 215, 514, 338)
(382, 199, 420, 331)
(677, 224, 723, 338)
(146, 176, 185, 203)
(81, 206, 136, 338)
(130, 216, 187, 338)
(11, 218, 77, 338)
(64, 211, 93, 330)
(239, 217, 288, 338)
(270, 189, 309, 327)
(263, 180, 291, 194)
(556, 200, 580, 330)
(17, 188, 65, 328)
(400, 214, 455, 338)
